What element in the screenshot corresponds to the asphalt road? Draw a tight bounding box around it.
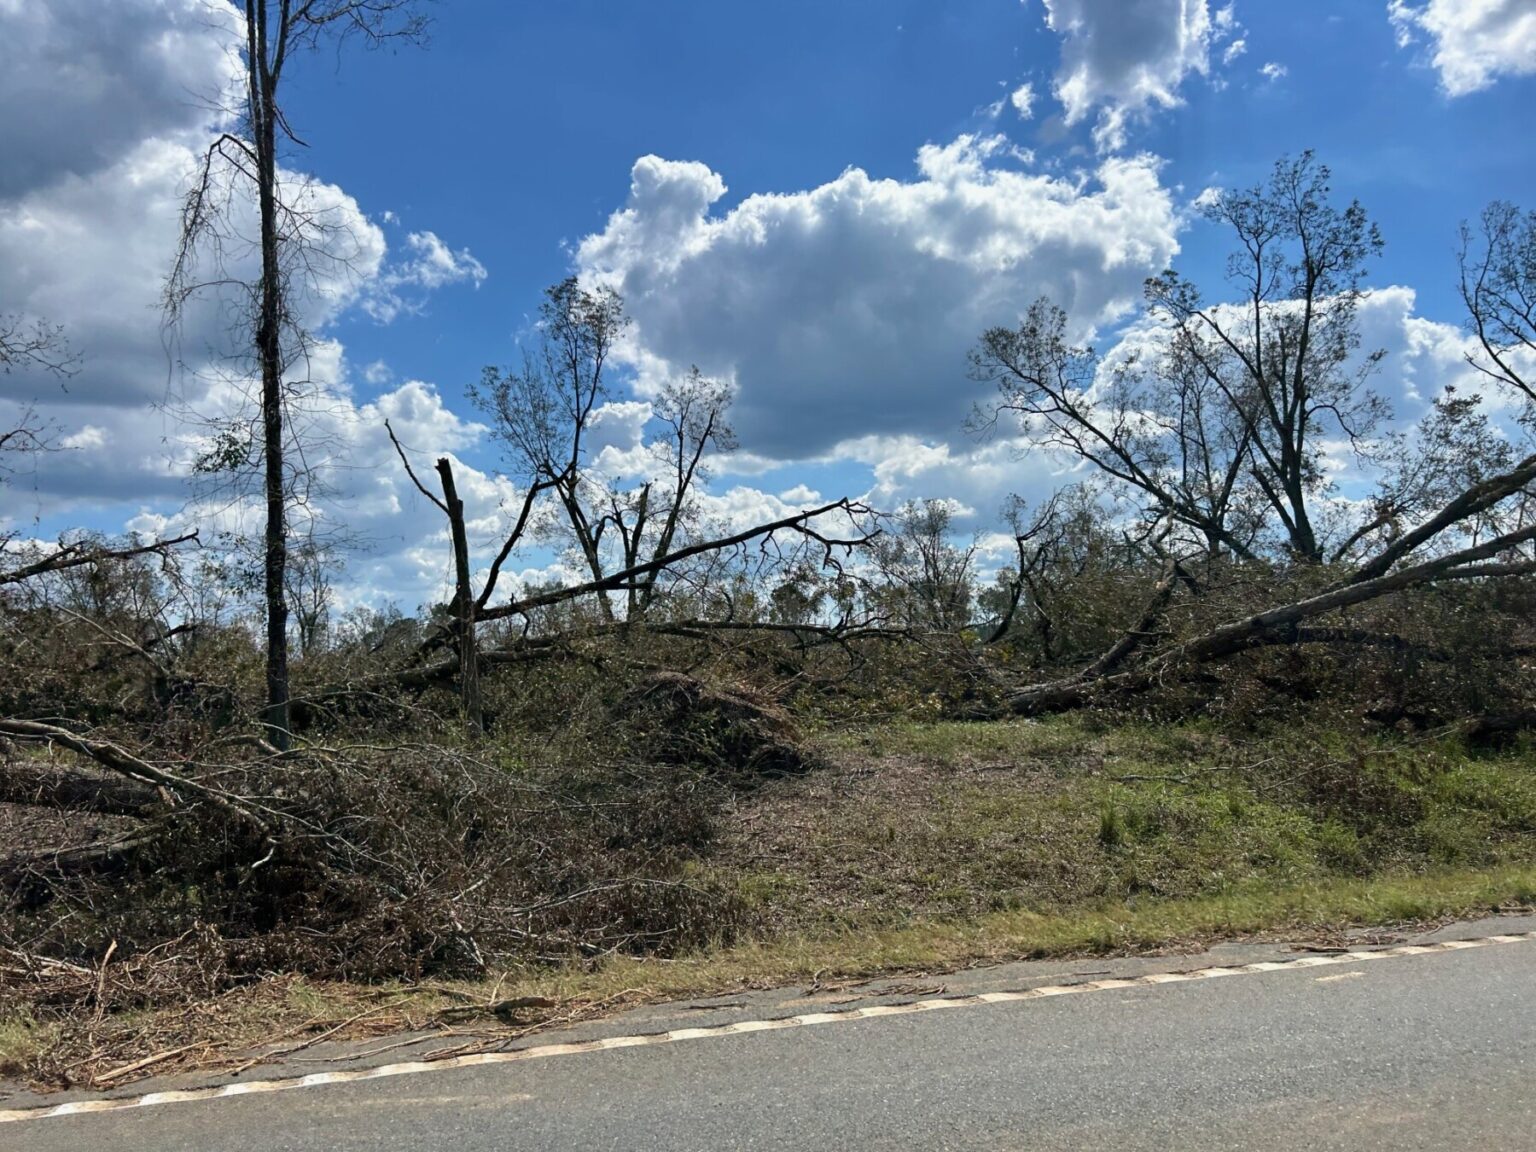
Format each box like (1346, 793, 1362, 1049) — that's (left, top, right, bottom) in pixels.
(8, 932, 1534, 1151)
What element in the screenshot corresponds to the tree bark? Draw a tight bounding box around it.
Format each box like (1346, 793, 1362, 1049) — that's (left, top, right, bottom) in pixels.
(249, 1, 291, 751)
(435, 457, 482, 733)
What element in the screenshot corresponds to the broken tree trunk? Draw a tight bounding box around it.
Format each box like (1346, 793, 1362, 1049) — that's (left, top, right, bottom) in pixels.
(435, 457, 483, 734)
(0, 761, 165, 818)
(0, 719, 270, 833)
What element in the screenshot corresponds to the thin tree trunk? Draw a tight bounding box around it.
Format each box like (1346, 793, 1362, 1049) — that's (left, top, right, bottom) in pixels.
(436, 457, 482, 733)
(253, 7, 290, 751)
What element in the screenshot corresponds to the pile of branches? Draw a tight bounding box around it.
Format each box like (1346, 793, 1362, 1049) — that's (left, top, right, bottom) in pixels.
(0, 715, 747, 989)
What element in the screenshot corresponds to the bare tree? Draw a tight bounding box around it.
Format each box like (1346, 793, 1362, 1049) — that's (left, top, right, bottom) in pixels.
(165, 1, 429, 750)
(385, 423, 490, 732)
(977, 154, 1391, 567)
(1145, 152, 1388, 562)
(971, 299, 1261, 562)
(1, 314, 77, 378)
(614, 368, 737, 619)
(1460, 201, 1536, 406)
(871, 500, 977, 633)
(285, 529, 336, 658)
(387, 418, 880, 718)
(1, 315, 77, 496)
(471, 281, 738, 624)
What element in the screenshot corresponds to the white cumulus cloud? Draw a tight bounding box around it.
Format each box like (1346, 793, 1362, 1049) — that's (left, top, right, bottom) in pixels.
(1010, 82, 1037, 118)
(1038, 0, 1220, 151)
(1389, 0, 1536, 95)
(0, 0, 493, 614)
(576, 137, 1182, 461)
(364, 230, 489, 322)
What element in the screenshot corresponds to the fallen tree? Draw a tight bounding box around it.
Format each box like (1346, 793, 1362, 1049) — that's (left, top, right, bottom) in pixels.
(985, 476, 1536, 718)
(0, 532, 198, 589)
(386, 402, 883, 725)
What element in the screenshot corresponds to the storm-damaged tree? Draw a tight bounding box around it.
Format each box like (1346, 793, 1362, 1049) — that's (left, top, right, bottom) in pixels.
(980, 486, 1154, 663)
(384, 282, 883, 725)
(869, 500, 978, 633)
(970, 300, 1262, 564)
(1145, 152, 1389, 563)
(961, 163, 1536, 717)
(470, 280, 739, 624)
(0, 318, 199, 581)
(164, 1, 429, 750)
(973, 152, 1388, 566)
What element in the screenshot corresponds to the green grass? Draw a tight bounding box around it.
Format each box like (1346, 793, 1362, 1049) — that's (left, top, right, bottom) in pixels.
(716, 716, 1536, 933)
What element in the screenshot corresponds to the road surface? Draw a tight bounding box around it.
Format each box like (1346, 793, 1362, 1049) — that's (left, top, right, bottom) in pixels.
(5, 922, 1533, 1150)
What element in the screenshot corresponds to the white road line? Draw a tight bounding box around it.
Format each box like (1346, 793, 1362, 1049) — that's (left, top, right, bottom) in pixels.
(1, 930, 1530, 1126)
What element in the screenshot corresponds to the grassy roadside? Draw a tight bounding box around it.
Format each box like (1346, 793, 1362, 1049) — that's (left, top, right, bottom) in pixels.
(3, 865, 1532, 1091)
(4, 715, 1535, 1089)
(709, 715, 1536, 933)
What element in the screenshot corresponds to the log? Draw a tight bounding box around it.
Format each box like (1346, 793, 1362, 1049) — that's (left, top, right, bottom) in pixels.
(0, 761, 165, 818)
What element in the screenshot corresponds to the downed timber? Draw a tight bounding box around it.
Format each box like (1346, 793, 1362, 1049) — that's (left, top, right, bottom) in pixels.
(993, 525, 1536, 718)
(0, 719, 271, 833)
(0, 760, 165, 818)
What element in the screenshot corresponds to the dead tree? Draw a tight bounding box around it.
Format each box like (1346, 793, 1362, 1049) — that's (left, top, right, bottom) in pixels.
(0, 533, 199, 589)
(387, 417, 560, 732)
(165, 1, 429, 751)
(469, 283, 740, 629)
(381, 410, 883, 708)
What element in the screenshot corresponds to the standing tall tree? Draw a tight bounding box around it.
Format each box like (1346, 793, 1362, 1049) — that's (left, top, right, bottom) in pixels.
(165, 2, 429, 749)
(1145, 152, 1388, 562)
(974, 153, 1390, 566)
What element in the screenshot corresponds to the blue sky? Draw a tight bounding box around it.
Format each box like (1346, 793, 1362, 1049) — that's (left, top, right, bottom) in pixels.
(287, 1, 1529, 381)
(2, 0, 1535, 608)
